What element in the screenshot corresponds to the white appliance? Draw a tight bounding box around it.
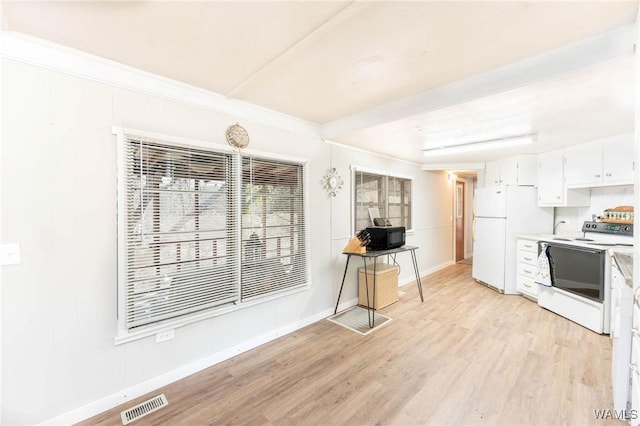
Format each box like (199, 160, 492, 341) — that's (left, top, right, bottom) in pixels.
(611, 252, 633, 412)
(472, 186, 553, 294)
(537, 222, 633, 335)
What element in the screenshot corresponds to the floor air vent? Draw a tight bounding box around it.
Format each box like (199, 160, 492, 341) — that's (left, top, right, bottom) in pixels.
(120, 394, 168, 425)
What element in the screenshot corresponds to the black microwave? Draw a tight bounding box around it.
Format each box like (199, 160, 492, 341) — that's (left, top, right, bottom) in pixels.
(366, 226, 406, 250)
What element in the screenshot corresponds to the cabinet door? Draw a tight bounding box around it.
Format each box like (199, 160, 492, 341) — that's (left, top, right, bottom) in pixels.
(537, 151, 564, 205)
(564, 140, 602, 186)
(632, 300, 640, 425)
(483, 160, 502, 187)
(498, 157, 518, 186)
(604, 134, 634, 184)
(515, 155, 538, 186)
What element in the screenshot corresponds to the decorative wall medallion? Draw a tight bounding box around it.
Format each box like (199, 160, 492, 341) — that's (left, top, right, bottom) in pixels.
(226, 123, 250, 149)
(322, 168, 343, 197)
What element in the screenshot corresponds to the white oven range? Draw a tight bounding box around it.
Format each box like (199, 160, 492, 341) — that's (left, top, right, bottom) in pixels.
(536, 221, 633, 335)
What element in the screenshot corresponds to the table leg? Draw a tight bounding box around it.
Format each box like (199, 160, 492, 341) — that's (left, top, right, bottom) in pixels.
(334, 255, 351, 314)
(363, 257, 376, 328)
(410, 249, 424, 302)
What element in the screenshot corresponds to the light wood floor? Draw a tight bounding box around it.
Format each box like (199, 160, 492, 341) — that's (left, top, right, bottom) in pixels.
(80, 264, 624, 425)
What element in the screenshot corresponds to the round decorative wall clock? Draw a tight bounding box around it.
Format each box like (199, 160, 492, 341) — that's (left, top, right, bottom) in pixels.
(322, 168, 344, 197)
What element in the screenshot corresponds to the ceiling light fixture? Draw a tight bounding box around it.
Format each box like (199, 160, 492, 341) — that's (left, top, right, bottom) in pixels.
(423, 134, 535, 156)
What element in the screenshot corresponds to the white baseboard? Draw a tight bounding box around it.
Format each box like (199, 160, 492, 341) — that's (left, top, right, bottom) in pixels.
(399, 260, 453, 287)
(38, 308, 336, 425)
(334, 297, 359, 314)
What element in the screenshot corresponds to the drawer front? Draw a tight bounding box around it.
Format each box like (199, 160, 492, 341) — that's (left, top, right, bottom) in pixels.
(517, 250, 537, 266)
(517, 239, 537, 253)
(517, 275, 538, 297)
(517, 263, 537, 279)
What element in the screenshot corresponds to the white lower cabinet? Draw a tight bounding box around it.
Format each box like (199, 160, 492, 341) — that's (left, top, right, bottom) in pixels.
(631, 302, 640, 425)
(517, 238, 538, 300)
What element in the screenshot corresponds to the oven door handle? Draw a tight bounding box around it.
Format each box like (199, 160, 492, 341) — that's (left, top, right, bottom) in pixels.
(545, 242, 605, 255)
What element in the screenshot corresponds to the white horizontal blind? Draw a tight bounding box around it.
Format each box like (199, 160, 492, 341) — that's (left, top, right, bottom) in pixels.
(122, 137, 239, 330)
(240, 156, 308, 301)
(387, 175, 412, 229)
(354, 171, 386, 231)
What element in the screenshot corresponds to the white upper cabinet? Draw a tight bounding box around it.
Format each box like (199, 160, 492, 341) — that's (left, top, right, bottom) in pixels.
(537, 151, 565, 205)
(537, 150, 590, 207)
(482, 155, 537, 187)
(564, 133, 634, 188)
(483, 160, 502, 187)
(564, 140, 601, 186)
(603, 134, 635, 184)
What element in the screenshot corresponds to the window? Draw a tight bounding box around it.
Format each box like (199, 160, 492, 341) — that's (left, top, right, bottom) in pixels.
(117, 131, 308, 337)
(354, 169, 412, 232)
(241, 156, 308, 301)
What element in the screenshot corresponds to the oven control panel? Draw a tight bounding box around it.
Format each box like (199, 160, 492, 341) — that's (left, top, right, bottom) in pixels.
(582, 221, 633, 236)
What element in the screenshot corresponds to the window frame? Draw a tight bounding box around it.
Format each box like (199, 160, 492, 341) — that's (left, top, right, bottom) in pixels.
(351, 165, 414, 235)
(114, 127, 311, 344)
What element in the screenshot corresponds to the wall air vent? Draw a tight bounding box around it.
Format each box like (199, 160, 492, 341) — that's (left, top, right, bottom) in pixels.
(120, 394, 168, 425)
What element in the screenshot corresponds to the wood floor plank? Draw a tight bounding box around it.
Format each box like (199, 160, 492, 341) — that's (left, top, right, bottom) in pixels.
(78, 264, 625, 425)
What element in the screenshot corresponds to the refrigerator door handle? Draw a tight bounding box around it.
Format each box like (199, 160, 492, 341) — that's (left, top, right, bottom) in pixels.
(472, 192, 476, 216)
(472, 218, 476, 241)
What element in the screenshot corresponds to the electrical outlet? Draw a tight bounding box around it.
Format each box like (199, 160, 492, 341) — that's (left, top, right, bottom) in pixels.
(155, 329, 175, 343)
(0, 243, 21, 266)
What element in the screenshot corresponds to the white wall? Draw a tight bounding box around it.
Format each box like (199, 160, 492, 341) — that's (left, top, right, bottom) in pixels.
(328, 143, 453, 307)
(0, 57, 333, 425)
(554, 185, 634, 236)
(1, 54, 455, 424)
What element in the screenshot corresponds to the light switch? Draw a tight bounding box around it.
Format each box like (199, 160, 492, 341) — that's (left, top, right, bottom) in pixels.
(0, 243, 20, 266)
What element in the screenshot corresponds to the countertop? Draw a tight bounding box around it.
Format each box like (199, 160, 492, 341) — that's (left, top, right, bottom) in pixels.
(518, 234, 552, 241)
(518, 234, 634, 251)
(612, 251, 633, 286)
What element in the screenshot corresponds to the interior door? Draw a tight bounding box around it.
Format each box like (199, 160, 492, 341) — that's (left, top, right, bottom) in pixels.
(455, 181, 465, 262)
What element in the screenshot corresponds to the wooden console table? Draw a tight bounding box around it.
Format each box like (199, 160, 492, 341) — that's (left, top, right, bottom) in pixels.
(334, 245, 424, 328)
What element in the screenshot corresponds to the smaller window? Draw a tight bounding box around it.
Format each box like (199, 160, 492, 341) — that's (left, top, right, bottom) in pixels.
(354, 170, 412, 232)
(240, 155, 308, 301)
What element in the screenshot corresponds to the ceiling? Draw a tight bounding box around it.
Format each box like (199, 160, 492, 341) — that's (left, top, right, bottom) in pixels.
(1, 1, 638, 167)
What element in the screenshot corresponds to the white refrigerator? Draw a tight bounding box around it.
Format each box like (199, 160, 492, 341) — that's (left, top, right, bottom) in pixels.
(472, 185, 553, 294)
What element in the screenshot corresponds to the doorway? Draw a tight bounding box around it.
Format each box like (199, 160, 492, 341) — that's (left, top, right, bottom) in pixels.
(455, 180, 465, 262)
